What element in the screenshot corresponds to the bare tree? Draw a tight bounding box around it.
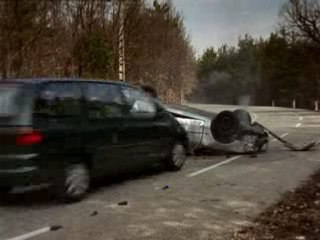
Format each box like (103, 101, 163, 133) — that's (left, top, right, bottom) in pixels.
(281, 0, 320, 45)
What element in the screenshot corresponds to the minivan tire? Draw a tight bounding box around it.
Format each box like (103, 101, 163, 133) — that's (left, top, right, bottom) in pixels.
(165, 143, 187, 171)
(55, 163, 90, 203)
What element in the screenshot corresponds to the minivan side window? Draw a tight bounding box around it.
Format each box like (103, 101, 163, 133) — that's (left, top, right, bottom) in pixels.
(0, 85, 21, 116)
(84, 83, 124, 119)
(121, 87, 156, 116)
(34, 82, 82, 117)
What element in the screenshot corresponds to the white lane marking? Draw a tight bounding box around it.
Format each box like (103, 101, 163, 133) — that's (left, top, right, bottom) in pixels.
(190, 131, 289, 177)
(187, 156, 242, 178)
(5, 227, 51, 240)
(299, 116, 303, 121)
(295, 123, 302, 128)
(271, 133, 289, 142)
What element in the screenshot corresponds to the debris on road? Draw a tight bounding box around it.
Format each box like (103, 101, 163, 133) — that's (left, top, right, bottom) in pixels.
(257, 122, 320, 152)
(50, 225, 63, 231)
(118, 201, 128, 206)
(232, 169, 320, 240)
(90, 211, 98, 217)
(200, 198, 221, 203)
(162, 185, 169, 190)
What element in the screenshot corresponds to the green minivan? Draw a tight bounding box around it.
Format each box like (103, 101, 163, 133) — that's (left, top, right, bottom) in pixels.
(0, 79, 189, 201)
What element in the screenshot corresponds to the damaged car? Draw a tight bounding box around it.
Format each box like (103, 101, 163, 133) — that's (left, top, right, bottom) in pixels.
(165, 105, 269, 154)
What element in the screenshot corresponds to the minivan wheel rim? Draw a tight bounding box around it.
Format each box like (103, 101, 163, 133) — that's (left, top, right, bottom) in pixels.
(65, 166, 89, 198)
(172, 144, 186, 167)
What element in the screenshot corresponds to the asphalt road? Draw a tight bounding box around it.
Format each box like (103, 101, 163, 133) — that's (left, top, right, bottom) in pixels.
(1, 105, 320, 240)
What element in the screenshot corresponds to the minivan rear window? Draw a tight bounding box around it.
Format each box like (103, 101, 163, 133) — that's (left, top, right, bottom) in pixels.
(0, 83, 33, 126)
(0, 84, 21, 117)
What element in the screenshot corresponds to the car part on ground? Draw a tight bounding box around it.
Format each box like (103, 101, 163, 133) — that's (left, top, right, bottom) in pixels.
(118, 201, 128, 206)
(256, 122, 320, 151)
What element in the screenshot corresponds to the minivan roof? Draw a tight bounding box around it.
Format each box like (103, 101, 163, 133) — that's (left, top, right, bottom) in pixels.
(0, 78, 130, 86)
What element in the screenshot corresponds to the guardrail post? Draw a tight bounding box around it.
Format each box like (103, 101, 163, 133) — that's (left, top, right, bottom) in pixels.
(272, 100, 275, 107)
(293, 99, 296, 109)
(315, 101, 319, 111)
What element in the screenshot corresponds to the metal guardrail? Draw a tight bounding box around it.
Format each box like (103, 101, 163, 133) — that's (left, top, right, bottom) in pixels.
(271, 99, 319, 111)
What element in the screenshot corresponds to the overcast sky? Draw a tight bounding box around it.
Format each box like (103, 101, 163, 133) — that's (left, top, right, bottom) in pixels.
(171, 0, 287, 55)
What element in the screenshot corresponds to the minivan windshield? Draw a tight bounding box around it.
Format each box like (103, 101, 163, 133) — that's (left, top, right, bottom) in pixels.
(0, 84, 21, 117)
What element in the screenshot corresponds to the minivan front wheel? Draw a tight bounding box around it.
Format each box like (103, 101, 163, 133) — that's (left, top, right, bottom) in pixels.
(56, 163, 90, 202)
(166, 143, 186, 171)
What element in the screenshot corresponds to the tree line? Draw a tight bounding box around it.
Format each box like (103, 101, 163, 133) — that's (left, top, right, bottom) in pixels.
(192, 0, 320, 109)
(0, 0, 195, 103)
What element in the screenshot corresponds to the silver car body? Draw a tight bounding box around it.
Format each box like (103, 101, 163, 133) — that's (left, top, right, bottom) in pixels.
(165, 105, 267, 154)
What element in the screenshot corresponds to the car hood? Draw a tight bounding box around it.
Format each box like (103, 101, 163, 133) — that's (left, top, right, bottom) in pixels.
(165, 104, 217, 121)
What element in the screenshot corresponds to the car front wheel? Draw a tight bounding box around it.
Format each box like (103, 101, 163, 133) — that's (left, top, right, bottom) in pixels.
(165, 143, 187, 171)
(55, 163, 90, 202)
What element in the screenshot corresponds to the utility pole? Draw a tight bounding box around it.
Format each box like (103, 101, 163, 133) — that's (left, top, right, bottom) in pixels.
(118, 1, 125, 81)
(107, 0, 126, 81)
(293, 99, 296, 109)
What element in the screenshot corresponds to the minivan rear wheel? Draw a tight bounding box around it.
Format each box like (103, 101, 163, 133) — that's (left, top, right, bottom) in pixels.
(165, 143, 186, 171)
(55, 163, 90, 202)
